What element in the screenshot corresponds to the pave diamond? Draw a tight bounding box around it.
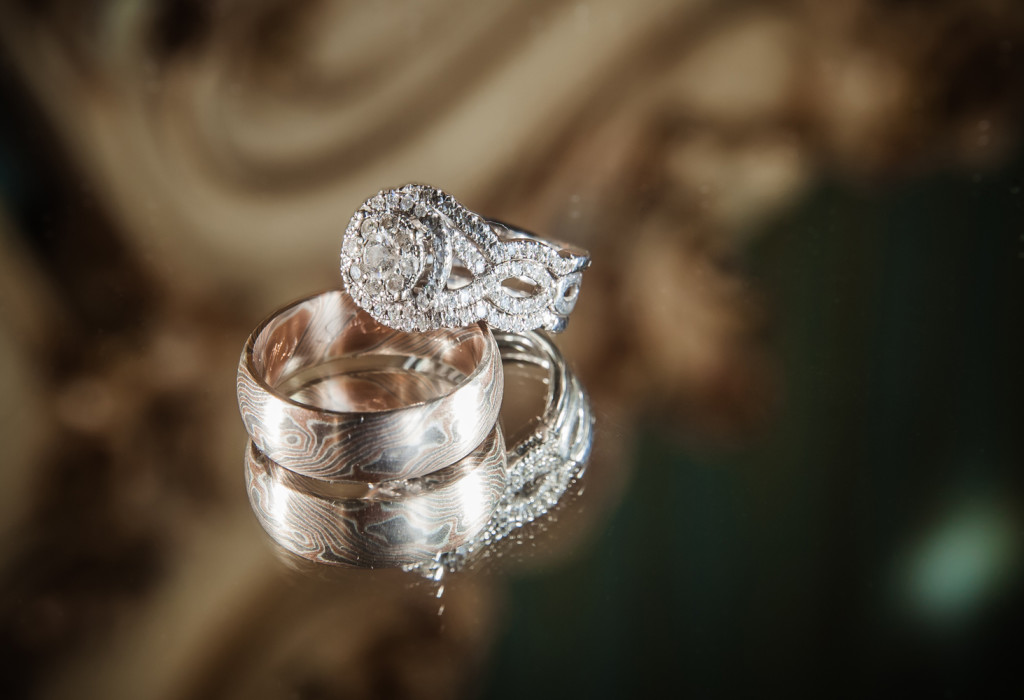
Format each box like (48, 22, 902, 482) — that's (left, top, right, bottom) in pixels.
(363, 244, 394, 273)
(343, 237, 362, 256)
(395, 230, 415, 249)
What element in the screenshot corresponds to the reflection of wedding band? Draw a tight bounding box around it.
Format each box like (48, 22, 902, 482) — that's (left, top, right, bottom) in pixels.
(407, 330, 595, 575)
(340, 184, 590, 333)
(245, 427, 507, 567)
(236, 289, 503, 482)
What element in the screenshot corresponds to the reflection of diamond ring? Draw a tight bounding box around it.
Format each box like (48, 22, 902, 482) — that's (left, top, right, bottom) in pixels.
(236, 290, 503, 482)
(245, 427, 507, 568)
(406, 330, 595, 576)
(340, 184, 590, 333)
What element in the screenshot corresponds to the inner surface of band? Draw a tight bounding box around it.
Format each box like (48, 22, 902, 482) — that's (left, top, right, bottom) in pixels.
(499, 361, 551, 446)
(250, 290, 485, 411)
(280, 356, 468, 412)
(494, 331, 560, 448)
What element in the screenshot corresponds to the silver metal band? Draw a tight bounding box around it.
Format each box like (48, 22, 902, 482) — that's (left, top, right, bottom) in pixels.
(236, 289, 503, 481)
(340, 184, 590, 333)
(245, 427, 507, 568)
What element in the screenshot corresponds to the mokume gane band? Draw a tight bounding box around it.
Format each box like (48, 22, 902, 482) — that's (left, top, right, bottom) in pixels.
(245, 426, 507, 568)
(236, 289, 503, 482)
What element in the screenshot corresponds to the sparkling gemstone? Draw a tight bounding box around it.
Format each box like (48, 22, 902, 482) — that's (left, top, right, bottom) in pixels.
(380, 213, 396, 229)
(360, 218, 376, 236)
(385, 275, 404, 293)
(343, 237, 362, 256)
(365, 278, 383, 295)
(399, 195, 415, 211)
(363, 245, 395, 272)
(399, 257, 417, 277)
(394, 230, 415, 249)
(349, 264, 362, 281)
(413, 203, 427, 217)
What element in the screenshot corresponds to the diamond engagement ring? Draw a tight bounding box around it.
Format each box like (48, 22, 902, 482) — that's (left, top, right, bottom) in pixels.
(340, 184, 590, 333)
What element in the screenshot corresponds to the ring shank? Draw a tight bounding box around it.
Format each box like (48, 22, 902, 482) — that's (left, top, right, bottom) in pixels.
(488, 219, 591, 264)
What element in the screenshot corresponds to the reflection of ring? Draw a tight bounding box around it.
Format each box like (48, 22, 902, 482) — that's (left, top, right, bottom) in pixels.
(493, 330, 594, 533)
(407, 330, 595, 575)
(245, 427, 507, 567)
(236, 289, 503, 482)
(340, 184, 590, 333)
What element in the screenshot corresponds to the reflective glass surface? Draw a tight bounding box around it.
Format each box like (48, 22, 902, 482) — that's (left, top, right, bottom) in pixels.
(0, 2, 1021, 698)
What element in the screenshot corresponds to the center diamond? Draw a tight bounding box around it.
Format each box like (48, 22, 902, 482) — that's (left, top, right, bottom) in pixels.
(344, 190, 437, 304)
(363, 244, 396, 273)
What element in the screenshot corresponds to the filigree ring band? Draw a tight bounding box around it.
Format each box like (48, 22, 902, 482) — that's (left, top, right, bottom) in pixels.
(340, 184, 590, 333)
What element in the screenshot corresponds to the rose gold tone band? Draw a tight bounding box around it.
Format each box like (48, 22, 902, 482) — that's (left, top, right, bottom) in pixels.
(236, 290, 503, 482)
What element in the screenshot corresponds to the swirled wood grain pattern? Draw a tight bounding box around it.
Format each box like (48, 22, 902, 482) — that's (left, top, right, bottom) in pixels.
(245, 427, 507, 568)
(237, 290, 503, 481)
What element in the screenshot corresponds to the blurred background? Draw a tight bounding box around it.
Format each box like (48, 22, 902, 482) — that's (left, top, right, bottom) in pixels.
(0, 0, 1022, 698)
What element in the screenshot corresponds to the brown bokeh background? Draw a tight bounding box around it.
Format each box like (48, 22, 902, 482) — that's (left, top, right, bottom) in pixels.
(0, 1, 1022, 698)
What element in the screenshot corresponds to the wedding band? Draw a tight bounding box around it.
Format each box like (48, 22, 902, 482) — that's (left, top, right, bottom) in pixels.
(236, 289, 503, 481)
(340, 184, 590, 333)
(245, 427, 507, 567)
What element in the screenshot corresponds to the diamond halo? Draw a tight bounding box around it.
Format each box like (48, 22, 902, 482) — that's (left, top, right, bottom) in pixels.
(340, 184, 590, 333)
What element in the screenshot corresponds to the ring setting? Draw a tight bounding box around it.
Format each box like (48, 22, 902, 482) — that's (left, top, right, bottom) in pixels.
(341, 184, 590, 333)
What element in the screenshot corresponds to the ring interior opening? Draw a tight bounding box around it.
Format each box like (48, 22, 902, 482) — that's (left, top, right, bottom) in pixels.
(500, 360, 551, 448)
(253, 291, 485, 412)
(446, 264, 473, 289)
(500, 277, 542, 298)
